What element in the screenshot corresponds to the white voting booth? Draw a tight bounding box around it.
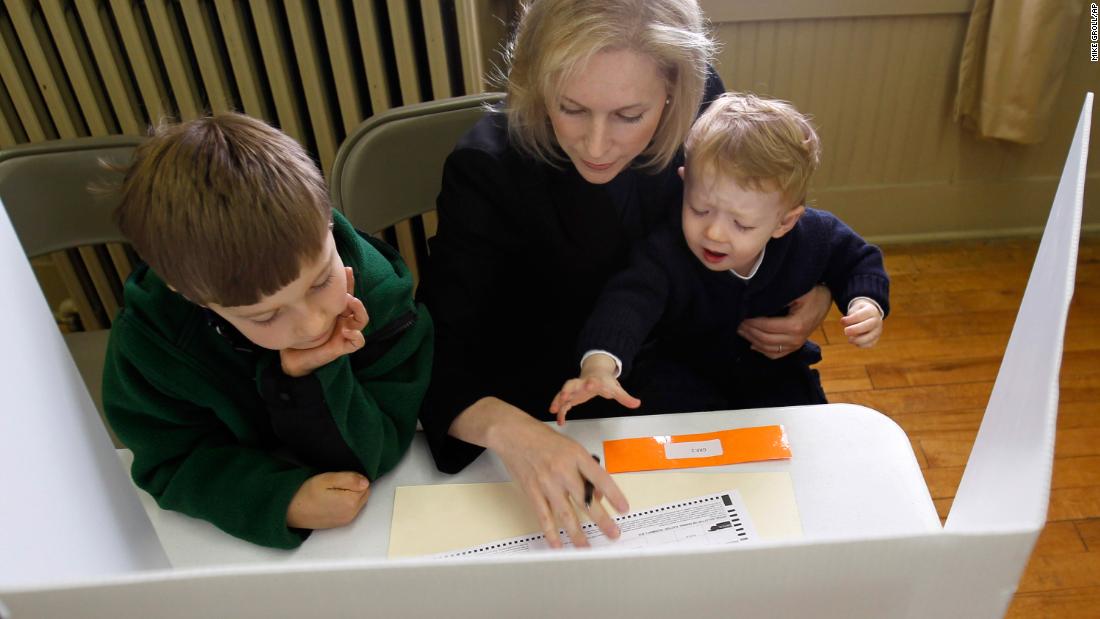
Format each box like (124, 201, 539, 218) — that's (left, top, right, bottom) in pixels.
(0, 94, 1091, 618)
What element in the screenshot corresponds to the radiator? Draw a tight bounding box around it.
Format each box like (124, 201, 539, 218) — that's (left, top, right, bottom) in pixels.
(0, 0, 506, 330)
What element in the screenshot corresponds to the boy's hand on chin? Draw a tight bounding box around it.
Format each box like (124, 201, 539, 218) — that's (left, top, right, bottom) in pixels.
(280, 267, 370, 377)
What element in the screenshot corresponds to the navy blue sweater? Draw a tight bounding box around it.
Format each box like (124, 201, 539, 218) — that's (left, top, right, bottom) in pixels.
(577, 208, 890, 382)
(418, 70, 726, 473)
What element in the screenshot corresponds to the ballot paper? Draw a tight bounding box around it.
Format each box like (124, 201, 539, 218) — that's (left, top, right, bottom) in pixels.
(389, 472, 800, 558)
(435, 489, 756, 558)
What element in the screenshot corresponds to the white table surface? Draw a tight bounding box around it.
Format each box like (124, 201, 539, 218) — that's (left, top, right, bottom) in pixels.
(120, 403, 941, 568)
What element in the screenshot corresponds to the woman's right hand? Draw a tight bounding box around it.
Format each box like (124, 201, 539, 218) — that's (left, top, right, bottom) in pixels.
(452, 397, 630, 548)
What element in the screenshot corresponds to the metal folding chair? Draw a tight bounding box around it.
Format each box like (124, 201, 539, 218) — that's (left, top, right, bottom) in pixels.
(0, 135, 142, 443)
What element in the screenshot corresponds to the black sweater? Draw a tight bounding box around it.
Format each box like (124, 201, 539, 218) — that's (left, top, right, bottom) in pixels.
(577, 208, 890, 383)
(418, 73, 725, 473)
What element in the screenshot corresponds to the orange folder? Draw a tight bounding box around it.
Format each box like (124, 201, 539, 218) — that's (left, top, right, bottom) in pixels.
(603, 425, 791, 473)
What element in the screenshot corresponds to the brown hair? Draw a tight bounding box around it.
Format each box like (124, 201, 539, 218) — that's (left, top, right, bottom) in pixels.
(685, 92, 821, 206)
(112, 113, 331, 307)
(501, 0, 715, 172)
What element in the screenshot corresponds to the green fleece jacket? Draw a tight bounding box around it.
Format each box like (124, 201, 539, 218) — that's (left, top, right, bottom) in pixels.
(103, 212, 433, 549)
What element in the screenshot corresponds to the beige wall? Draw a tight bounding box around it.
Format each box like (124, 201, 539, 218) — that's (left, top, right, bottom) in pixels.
(702, 0, 1100, 241)
(2, 0, 1095, 248)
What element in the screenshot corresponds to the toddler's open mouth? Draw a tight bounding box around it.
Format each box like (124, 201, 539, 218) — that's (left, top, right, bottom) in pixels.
(702, 249, 727, 264)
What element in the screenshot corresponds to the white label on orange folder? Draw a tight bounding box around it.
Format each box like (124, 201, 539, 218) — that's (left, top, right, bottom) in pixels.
(664, 438, 723, 460)
(604, 425, 791, 473)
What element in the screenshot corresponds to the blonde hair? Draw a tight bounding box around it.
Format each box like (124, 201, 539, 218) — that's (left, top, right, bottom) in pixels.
(685, 92, 821, 206)
(112, 113, 331, 307)
(501, 0, 715, 172)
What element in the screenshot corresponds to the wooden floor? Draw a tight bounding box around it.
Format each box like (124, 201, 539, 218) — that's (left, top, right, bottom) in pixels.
(816, 234, 1100, 618)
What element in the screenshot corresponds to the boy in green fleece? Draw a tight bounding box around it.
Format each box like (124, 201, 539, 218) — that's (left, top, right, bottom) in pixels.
(103, 113, 433, 549)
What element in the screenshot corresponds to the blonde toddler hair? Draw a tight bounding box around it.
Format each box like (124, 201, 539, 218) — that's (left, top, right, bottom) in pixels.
(685, 92, 821, 206)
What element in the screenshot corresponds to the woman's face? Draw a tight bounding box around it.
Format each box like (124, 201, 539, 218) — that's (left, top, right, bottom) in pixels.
(547, 48, 668, 184)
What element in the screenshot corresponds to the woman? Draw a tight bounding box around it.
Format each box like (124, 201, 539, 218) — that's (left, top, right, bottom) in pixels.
(418, 0, 831, 548)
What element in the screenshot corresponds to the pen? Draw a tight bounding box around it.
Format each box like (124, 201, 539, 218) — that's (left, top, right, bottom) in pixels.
(583, 454, 601, 507)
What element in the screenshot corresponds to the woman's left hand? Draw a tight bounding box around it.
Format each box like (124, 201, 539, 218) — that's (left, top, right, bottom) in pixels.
(737, 285, 832, 359)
